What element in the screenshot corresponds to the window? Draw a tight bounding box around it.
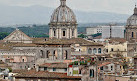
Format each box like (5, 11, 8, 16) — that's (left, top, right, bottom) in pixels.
(54, 30, 56, 36)
(65, 51, 68, 59)
(53, 50, 56, 60)
(111, 66, 113, 70)
(88, 48, 92, 54)
(22, 59, 25, 62)
(47, 50, 50, 58)
(100, 67, 103, 70)
(44, 67, 47, 71)
(53, 68, 56, 71)
(132, 32, 134, 38)
(41, 50, 44, 58)
(65, 68, 67, 71)
(90, 69, 94, 77)
(111, 48, 114, 52)
(98, 48, 101, 53)
(63, 31, 66, 36)
(106, 49, 108, 52)
(79, 69, 82, 74)
(72, 30, 74, 36)
(93, 48, 97, 54)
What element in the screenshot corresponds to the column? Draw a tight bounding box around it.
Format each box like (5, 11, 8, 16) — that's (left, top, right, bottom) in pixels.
(44, 50, 47, 58)
(70, 29, 72, 38)
(49, 28, 53, 38)
(56, 29, 59, 38)
(67, 28, 69, 38)
(58, 47, 63, 60)
(75, 28, 78, 38)
(59, 29, 62, 39)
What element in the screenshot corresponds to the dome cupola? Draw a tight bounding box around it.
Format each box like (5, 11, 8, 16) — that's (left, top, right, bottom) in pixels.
(49, 0, 78, 39)
(50, 0, 77, 23)
(127, 5, 137, 26)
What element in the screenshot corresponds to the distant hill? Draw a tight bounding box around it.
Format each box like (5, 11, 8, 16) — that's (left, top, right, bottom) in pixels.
(0, 5, 129, 25)
(0, 25, 87, 38)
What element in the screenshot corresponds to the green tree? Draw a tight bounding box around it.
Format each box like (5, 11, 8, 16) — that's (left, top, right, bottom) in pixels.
(92, 33, 102, 37)
(78, 34, 87, 38)
(0, 32, 9, 40)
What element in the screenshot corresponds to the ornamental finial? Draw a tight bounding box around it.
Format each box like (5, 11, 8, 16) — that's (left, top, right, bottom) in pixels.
(60, 0, 66, 6)
(134, 3, 137, 15)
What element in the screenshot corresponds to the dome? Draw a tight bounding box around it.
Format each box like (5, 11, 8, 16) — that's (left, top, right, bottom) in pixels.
(127, 6, 137, 26)
(50, 0, 77, 23)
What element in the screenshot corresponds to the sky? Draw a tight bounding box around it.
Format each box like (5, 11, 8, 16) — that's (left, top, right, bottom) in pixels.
(0, 0, 136, 15)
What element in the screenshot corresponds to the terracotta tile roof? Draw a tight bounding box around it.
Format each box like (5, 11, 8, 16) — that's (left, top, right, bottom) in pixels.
(14, 70, 81, 80)
(129, 69, 134, 71)
(36, 38, 103, 46)
(32, 38, 47, 43)
(108, 38, 126, 43)
(39, 63, 67, 69)
(98, 62, 111, 67)
(93, 35, 102, 39)
(12, 69, 28, 73)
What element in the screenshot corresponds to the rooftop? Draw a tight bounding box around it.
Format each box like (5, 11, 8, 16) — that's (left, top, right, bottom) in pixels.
(14, 70, 81, 80)
(39, 63, 67, 69)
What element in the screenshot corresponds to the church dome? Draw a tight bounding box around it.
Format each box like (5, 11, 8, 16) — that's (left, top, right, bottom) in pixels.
(50, 0, 77, 23)
(127, 6, 137, 26)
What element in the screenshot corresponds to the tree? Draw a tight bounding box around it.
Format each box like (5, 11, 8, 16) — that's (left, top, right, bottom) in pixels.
(78, 34, 87, 38)
(92, 33, 102, 37)
(0, 32, 9, 40)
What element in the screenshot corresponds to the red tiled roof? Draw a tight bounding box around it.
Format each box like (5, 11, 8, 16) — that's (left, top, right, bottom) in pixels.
(14, 70, 81, 80)
(39, 63, 67, 69)
(108, 38, 126, 43)
(98, 62, 111, 67)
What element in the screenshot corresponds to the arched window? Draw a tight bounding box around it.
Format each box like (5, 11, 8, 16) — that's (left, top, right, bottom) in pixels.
(63, 30, 66, 36)
(98, 48, 101, 54)
(88, 48, 92, 54)
(93, 48, 97, 54)
(90, 69, 94, 77)
(132, 32, 134, 38)
(53, 29, 56, 36)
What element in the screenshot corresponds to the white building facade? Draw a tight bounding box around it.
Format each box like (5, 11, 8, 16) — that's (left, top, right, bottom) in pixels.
(102, 26, 125, 39)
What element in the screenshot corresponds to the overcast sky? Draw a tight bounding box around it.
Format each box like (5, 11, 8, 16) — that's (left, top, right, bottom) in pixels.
(0, 0, 137, 15)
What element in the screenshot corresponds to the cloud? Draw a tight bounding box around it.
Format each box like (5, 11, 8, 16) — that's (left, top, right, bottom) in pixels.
(0, 0, 136, 14)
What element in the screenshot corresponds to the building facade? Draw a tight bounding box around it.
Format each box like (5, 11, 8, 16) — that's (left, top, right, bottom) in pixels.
(86, 26, 102, 35)
(102, 26, 125, 39)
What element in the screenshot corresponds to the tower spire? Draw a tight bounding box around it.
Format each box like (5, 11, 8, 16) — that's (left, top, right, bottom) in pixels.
(60, 0, 66, 6)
